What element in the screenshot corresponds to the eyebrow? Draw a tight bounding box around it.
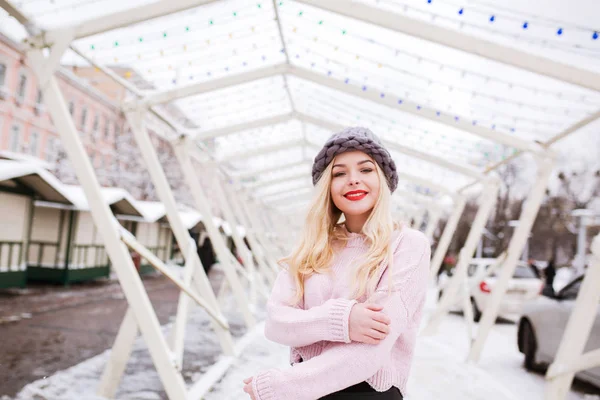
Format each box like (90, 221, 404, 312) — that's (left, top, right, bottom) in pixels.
(332, 159, 375, 168)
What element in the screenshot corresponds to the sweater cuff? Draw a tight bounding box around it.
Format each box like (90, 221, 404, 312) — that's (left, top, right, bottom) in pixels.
(253, 370, 276, 400)
(328, 298, 357, 343)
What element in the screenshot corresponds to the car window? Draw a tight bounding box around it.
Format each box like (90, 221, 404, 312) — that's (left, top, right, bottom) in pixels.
(485, 264, 536, 279)
(558, 280, 582, 301)
(512, 265, 538, 279)
(467, 264, 478, 277)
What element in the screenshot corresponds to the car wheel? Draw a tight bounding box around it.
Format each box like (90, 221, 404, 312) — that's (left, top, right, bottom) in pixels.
(471, 298, 482, 322)
(520, 319, 539, 371)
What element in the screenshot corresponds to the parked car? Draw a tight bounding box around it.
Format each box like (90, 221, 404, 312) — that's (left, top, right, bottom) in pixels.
(518, 276, 600, 388)
(438, 258, 543, 322)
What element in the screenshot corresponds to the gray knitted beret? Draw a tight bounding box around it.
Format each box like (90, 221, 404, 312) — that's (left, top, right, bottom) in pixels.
(312, 127, 398, 192)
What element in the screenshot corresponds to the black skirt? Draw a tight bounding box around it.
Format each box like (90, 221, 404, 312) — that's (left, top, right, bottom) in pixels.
(318, 382, 403, 399)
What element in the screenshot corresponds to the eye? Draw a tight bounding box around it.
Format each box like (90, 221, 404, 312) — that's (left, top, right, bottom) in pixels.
(361, 168, 373, 173)
(333, 172, 345, 177)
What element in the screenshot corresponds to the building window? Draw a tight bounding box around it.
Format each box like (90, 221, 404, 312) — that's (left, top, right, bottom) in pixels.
(46, 137, 59, 162)
(104, 117, 110, 139)
(29, 131, 39, 157)
(0, 63, 6, 87)
(17, 72, 27, 102)
(93, 114, 99, 134)
(9, 125, 21, 152)
(114, 122, 119, 139)
(36, 89, 43, 105)
(80, 107, 88, 130)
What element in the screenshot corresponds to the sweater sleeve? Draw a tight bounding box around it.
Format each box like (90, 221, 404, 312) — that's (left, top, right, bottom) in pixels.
(253, 229, 431, 400)
(264, 269, 358, 347)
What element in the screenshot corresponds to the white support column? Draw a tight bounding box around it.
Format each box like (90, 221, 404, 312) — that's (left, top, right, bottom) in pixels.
(469, 153, 556, 362)
(430, 195, 467, 278)
(424, 207, 441, 242)
(206, 163, 265, 307)
(125, 109, 236, 354)
(246, 195, 284, 270)
(171, 134, 256, 328)
(412, 208, 426, 232)
(423, 179, 499, 335)
(27, 49, 188, 399)
(98, 308, 138, 398)
(545, 234, 600, 399)
(222, 179, 277, 285)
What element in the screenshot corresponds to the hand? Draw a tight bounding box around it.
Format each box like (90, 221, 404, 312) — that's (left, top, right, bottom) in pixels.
(348, 303, 391, 344)
(243, 377, 256, 399)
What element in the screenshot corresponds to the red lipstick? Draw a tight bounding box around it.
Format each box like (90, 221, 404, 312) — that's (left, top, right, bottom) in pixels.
(344, 190, 368, 201)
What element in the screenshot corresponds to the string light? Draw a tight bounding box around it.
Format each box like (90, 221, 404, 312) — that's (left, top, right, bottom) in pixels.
(377, 0, 600, 57)
(288, 29, 594, 117)
(284, 8, 600, 106)
(297, 52, 565, 134)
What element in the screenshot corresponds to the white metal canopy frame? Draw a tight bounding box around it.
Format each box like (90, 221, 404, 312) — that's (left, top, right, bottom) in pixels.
(1, 0, 599, 399)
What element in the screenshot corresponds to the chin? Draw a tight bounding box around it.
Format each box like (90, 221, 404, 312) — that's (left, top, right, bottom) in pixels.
(341, 205, 374, 216)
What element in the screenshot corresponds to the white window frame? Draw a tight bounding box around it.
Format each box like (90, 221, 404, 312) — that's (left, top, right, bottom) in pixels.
(9, 124, 22, 152)
(104, 116, 110, 139)
(0, 62, 7, 87)
(80, 106, 88, 131)
(29, 131, 40, 157)
(16, 71, 28, 104)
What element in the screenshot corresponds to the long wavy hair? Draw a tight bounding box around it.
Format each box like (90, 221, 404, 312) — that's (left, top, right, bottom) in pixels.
(280, 155, 400, 305)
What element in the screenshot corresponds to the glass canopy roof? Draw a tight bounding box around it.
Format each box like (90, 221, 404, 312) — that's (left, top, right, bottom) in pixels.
(1, 0, 599, 212)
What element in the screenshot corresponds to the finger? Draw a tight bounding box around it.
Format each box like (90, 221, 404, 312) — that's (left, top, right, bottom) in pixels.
(360, 335, 382, 345)
(370, 321, 390, 335)
(365, 329, 387, 340)
(371, 312, 391, 325)
(365, 303, 383, 311)
(243, 377, 253, 384)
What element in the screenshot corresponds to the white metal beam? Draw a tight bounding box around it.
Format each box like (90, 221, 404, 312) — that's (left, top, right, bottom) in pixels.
(259, 183, 313, 201)
(396, 171, 454, 199)
(295, 0, 600, 92)
(265, 190, 312, 205)
(218, 139, 305, 163)
(296, 112, 486, 180)
(0, 0, 37, 33)
(246, 172, 307, 190)
(57, 0, 221, 40)
(234, 160, 309, 180)
(194, 112, 295, 141)
(137, 64, 289, 108)
(290, 66, 541, 152)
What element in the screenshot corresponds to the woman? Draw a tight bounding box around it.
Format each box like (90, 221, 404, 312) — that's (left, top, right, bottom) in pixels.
(243, 127, 431, 399)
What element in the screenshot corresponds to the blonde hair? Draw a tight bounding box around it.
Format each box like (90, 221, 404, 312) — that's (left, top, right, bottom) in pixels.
(280, 156, 400, 306)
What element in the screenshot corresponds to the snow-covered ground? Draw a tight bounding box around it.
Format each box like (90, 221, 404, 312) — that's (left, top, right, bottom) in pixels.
(4, 289, 598, 400)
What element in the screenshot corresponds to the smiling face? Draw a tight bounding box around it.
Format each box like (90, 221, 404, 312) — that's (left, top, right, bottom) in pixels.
(330, 150, 381, 227)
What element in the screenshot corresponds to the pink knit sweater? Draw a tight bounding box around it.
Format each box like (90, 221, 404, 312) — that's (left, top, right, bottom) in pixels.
(252, 226, 431, 400)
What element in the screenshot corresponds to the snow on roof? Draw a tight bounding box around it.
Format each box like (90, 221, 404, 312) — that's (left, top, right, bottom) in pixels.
(0, 150, 54, 170)
(176, 208, 203, 230)
(61, 185, 143, 216)
(134, 200, 167, 223)
(221, 221, 247, 238)
(0, 160, 74, 204)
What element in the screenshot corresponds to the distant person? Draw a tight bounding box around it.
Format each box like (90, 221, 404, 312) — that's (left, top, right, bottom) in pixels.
(527, 258, 541, 279)
(543, 258, 556, 296)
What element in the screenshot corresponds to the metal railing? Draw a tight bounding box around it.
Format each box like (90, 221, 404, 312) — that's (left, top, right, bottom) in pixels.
(0, 241, 23, 269)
